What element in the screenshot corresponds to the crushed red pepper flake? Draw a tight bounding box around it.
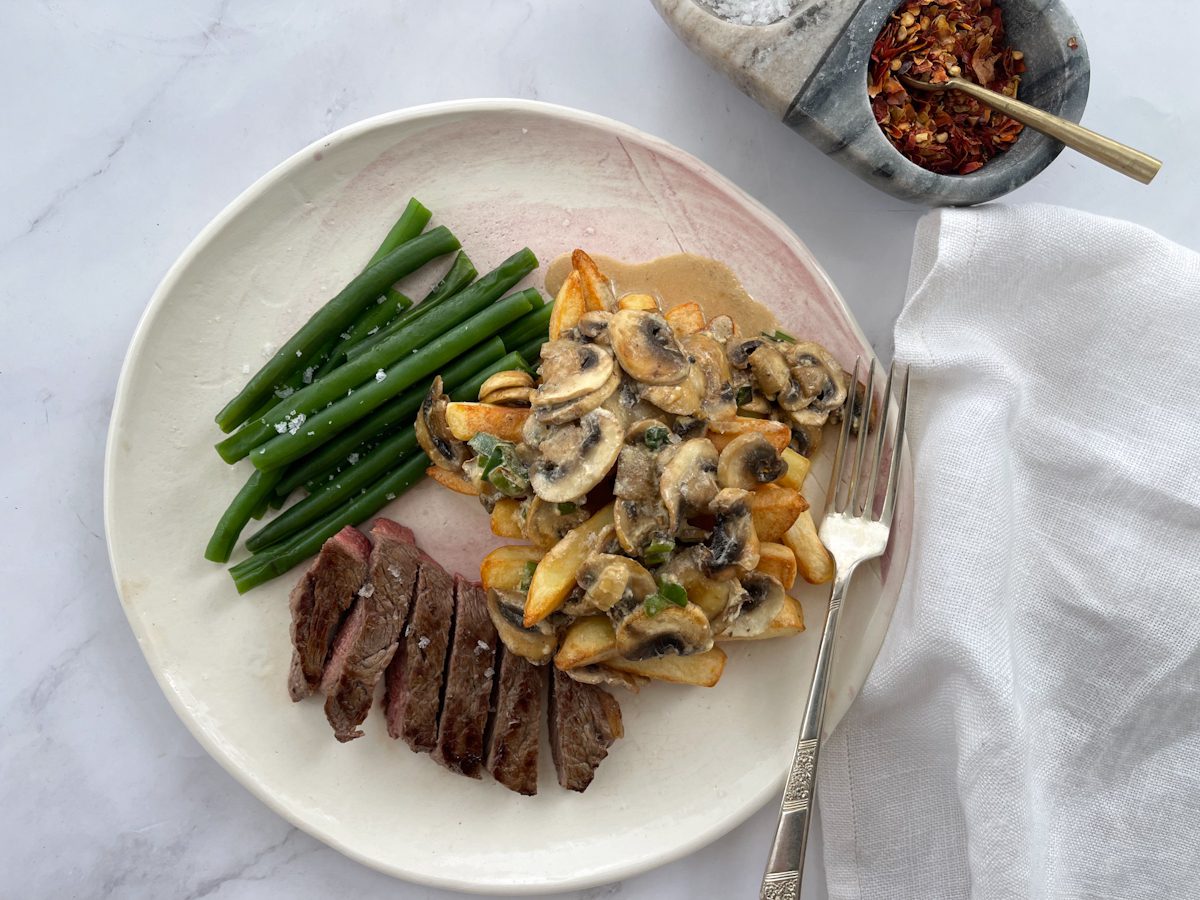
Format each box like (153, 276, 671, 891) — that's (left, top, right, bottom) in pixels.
(868, 0, 1026, 175)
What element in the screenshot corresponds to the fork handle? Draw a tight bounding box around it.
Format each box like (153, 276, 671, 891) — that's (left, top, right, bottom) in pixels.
(759, 573, 850, 900)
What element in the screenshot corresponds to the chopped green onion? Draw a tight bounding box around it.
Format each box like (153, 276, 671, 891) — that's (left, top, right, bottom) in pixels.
(736, 385, 753, 406)
(556, 502, 577, 514)
(657, 579, 688, 607)
(519, 560, 538, 591)
(644, 594, 669, 617)
(763, 328, 797, 344)
(643, 537, 675, 567)
(468, 433, 503, 460)
(643, 425, 671, 451)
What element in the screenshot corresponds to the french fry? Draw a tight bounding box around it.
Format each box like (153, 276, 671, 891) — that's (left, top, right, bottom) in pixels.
(783, 508, 835, 584)
(664, 302, 706, 336)
(606, 647, 727, 687)
(445, 402, 529, 443)
(480, 544, 544, 593)
(778, 447, 813, 492)
(750, 483, 807, 542)
(554, 615, 618, 670)
(548, 270, 587, 339)
(756, 542, 798, 589)
(572, 249, 616, 312)
(425, 465, 478, 495)
(490, 498, 524, 538)
(719, 595, 805, 641)
(525, 504, 615, 626)
(618, 293, 659, 312)
(708, 417, 791, 453)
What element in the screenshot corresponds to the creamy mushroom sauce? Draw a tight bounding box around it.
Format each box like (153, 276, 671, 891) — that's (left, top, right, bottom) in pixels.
(545, 253, 780, 340)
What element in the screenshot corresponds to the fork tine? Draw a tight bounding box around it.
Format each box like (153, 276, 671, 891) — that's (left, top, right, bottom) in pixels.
(881, 366, 911, 527)
(826, 357, 859, 517)
(846, 358, 875, 516)
(863, 361, 894, 521)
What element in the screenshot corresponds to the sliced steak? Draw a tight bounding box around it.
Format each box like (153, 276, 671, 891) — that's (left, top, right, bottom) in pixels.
(485, 646, 545, 796)
(288, 526, 371, 701)
(383, 554, 455, 753)
(321, 519, 421, 742)
(548, 666, 623, 792)
(433, 577, 498, 777)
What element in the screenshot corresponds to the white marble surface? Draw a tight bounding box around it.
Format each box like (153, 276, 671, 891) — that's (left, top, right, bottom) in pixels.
(2, 1, 1196, 898)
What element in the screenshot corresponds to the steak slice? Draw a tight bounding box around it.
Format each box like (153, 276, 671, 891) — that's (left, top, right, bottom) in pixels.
(485, 646, 545, 796)
(548, 666, 623, 792)
(321, 519, 421, 742)
(383, 555, 455, 753)
(433, 577, 498, 777)
(288, 526, 371, 701)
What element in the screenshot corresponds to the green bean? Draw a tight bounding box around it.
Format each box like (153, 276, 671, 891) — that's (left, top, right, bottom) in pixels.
(214, 224, 459, 432)
(215, 248, 536, 463)
(515, 332, 549, 368)
(366, 199, 431, 266)
(314, 291, 413, 377)
(273, 338, 506, 497)
(347, 251, 480, 361)
(249, 290, 536, 470)
(498, 301, 553, 350)
(204, 468, 283, 563)
(230, 452, 430, 593)
(247, 350, 527, 551)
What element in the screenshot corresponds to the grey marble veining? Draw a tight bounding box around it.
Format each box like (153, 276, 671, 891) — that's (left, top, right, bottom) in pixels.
(653, 0, 1092, 205)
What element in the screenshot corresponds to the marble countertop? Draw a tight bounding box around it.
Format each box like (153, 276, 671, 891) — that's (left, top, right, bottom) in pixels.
(3, 1, 1196, 897)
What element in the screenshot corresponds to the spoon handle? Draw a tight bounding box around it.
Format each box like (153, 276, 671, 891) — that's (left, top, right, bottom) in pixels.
(947, 77, 1162, 184)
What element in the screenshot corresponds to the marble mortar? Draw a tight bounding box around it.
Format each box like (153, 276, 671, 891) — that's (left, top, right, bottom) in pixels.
(652, 0, 1092, 206)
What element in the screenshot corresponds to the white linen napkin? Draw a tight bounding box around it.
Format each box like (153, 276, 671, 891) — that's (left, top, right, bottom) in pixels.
(816, 204, 1200, 900)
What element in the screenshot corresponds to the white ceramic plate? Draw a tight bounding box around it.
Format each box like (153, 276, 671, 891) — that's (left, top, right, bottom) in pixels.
(105, 100, 911, 894)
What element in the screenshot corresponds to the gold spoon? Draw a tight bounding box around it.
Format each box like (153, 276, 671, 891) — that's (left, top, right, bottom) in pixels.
(900, 74, 1162, 184)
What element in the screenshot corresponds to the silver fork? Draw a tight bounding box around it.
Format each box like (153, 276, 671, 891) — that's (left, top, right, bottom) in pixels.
(759, 358, 910, 900)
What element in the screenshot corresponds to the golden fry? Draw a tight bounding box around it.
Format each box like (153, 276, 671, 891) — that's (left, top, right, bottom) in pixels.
(617, 293, 659, 312)
(778, 447, 813, 492)
(445, 402, 529, 443)
(664, 302, 706, 336)
(425, 465, 478, 495)
(719, 595, 805, 641)
(525, 504, 615, 626)
(783, 508, 835, 584)
(572, 249, 616, 312)
(554, 615, 618, 670)
(756, 541, 798, 589)
(750, 484, 807, 543)
(708, 416, 792, 453)
(548, 270, 587, 339)
(606, 647, 727, 687)
(480, 544, 544, 593)
(490, 498, 524, 538)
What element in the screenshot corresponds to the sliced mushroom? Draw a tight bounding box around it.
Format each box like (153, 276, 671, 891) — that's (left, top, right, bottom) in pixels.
(658, 438, 720, 532)
(716, 432, 787, 490)
(614, 601, 714, 661)
(574, 554, 656, 615)
(783, 407, 828, 458)
(534, 341, 615, 406)
(478, 369, 534, 405)
(487, 588, 556, 665)
(522, 496, 589, 548)
(726, 337, 765, 369)
(608, 309, 690, 385)
(703, 488, 761, 578)
(672, 417, 708, 441)
(613, 500, 672, 557)
(746, 343, 792, 400)
(703, 314, 736, 344)
(722, 572, 786, 639)
(566, 665, 649, 692)
(783, 341, 848, 413)
(415, 376, 469, 470)
(534, 368, 621, 426)
(528, 408, 624, 503)
(640, 363, 705, 416)
(658, 545, 740, 621)
(738, 390, 773, 416)
(577, 310, 613, 344)
(682, 333, 737, 421)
